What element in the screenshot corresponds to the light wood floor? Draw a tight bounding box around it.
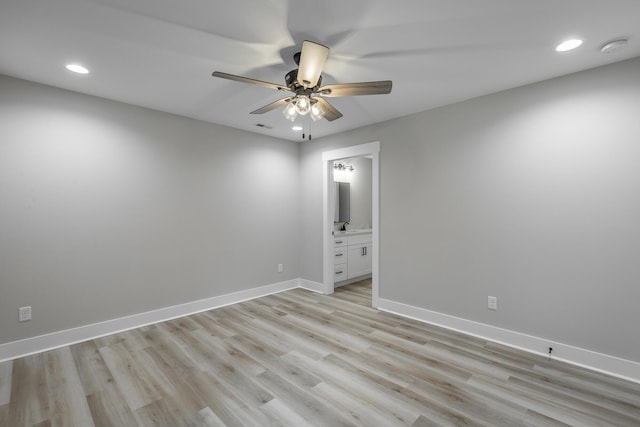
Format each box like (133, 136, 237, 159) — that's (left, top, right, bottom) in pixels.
(1, 280, 639, 426)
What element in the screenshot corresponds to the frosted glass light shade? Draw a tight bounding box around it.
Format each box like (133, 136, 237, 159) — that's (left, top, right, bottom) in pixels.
(295, 95, 311, 115)
(283, 102, 298, 121)
(310, 102, 324, 121)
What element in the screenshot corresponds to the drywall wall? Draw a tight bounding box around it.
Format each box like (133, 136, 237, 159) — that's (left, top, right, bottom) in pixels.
(0, 75, 300, 344)
(300, 57, 640, 363)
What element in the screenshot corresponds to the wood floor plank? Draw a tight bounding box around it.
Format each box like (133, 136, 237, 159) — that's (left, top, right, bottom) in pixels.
(143, 345, 199, 385)
(246, 314, 330, 360)
(312, 381, 411, 427)
(98, 342, 172, 410)
(227, 334, 322, 389)
(407, 376, 532, 426)
(2, 280, 639, 426)
(186, 338, 274, 409)
(70, 340, 115, 397)
(410, 414, 444, 427)
(188, 406, 227, 427)
(254, 368, 358, 427)
(132, 378, 205, 427)
(467, 374, 611, 426)
(259, 398, 317, 427)
(85, 381, 139, 427)
(321, 351, 486, 426)
(280, 350, 424, 425)
(185, 370, 275, 427)
(42, 347, 95, 427)
(8, 354, 50, 426)
(191, 312, 237, 338)
(506, 375, 640, 426)
(532, 361, 640, 406)
(364, 332, 474, 383)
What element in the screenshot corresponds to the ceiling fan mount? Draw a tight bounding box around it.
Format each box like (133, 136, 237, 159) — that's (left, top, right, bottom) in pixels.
(212, 40, 392, 123)
(283, 69, 322, 95)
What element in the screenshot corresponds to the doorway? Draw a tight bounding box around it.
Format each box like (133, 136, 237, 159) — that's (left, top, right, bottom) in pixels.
(322, 142, 380, 308)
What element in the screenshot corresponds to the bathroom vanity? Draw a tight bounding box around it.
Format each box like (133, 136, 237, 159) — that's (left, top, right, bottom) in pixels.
(333, 230, 372, 285)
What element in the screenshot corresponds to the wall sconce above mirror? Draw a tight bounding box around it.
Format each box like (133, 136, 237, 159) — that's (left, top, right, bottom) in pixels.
(333, 161, 355, 183)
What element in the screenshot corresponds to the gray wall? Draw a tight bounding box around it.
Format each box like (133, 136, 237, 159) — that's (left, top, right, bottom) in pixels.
(300, 57, 640, 363)
(0, 75, 301, 344)
(3, 56, 639, 365)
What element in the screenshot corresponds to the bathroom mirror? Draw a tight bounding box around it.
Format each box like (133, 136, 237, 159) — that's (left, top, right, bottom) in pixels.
(334, 182, 350, 223)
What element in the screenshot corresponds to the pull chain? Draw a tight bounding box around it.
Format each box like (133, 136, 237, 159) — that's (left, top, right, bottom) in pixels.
(301, 116, 312, 140)
(300, 117, 312, 141)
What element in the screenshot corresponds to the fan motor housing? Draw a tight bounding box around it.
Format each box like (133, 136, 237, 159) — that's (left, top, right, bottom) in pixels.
(285, 69, 298, 87)
(285, 69, 322, 90)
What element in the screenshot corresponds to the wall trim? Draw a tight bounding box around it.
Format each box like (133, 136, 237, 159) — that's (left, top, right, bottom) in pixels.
(4, 281, 638, 385)
(377, 298, 640, 384)
(298, 279, 325, 293)
(0, 279, 300, 362)
(322, 141, 380, 304)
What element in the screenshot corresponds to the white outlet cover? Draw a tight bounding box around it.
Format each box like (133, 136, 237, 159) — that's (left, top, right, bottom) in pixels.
(19, 306, 32, 322)
(488, 296, 498, 311)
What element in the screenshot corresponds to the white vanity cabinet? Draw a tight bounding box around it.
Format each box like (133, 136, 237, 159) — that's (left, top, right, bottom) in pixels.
(333, 232, 372, 284)
(346, 234, 372, 279)
(333, 236, 348, 282)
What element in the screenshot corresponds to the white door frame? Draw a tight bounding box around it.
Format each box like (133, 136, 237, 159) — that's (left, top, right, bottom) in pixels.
(322, 141, 380, 308)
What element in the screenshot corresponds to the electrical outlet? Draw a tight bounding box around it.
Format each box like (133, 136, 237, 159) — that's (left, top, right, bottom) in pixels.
(488, 296, 497, 311)
(19, 306, 32, 322)
(277, 264, 283, 273)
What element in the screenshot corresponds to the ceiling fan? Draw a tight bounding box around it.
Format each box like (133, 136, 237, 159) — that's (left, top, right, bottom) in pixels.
(212, 40, 392, 124)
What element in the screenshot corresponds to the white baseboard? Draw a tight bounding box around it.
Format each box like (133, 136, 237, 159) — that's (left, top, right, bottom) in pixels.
(377, 298, 640, 384)
(5, 282, 638, 385)
(0, 279, 300, 362)
(298, 279, 325, 293)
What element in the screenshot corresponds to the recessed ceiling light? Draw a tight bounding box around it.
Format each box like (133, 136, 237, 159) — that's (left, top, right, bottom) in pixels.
(292, 125, 303, 131)
(555, 39, 583, 52)
(65, 64, 89, 74)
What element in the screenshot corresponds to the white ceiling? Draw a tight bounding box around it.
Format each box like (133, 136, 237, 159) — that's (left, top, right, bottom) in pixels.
(1, 0, 639, 142)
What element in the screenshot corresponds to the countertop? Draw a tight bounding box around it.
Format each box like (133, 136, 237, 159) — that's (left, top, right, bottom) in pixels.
(333, 229, 372, 237)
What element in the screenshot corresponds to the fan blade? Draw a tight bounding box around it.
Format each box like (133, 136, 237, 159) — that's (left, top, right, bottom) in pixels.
(317, 81, 392, 97)
(212, 71, 291, 92)
(315, 98, 343, 121)
(250, 97, 293, 114)
(297, 41, 329, 88)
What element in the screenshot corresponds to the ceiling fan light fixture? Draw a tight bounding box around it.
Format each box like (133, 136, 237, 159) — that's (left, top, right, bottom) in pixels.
(212, 40, 392, 125)
(310, 102, 324, 121)
(283, 102, 298, 121)
(295, 95, 311, 115)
